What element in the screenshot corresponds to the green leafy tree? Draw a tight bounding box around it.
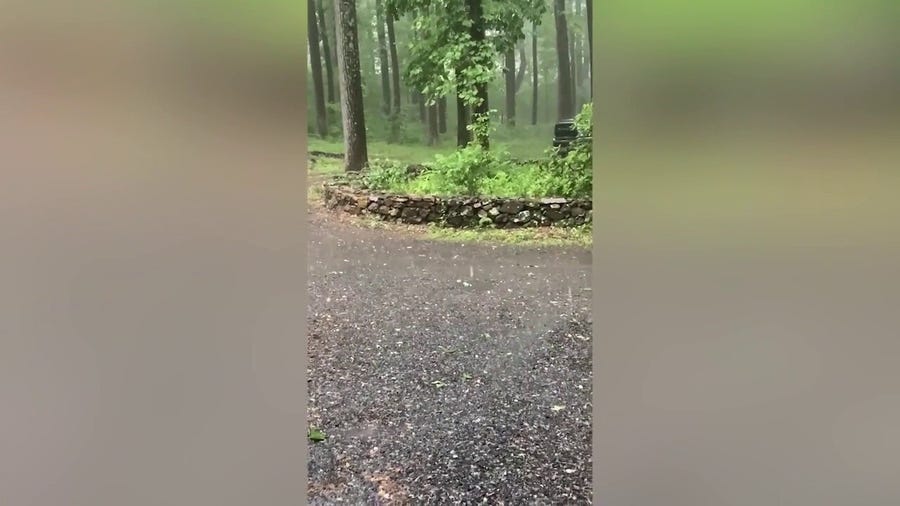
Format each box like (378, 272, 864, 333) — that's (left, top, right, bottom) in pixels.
(388, 0, 545, 148)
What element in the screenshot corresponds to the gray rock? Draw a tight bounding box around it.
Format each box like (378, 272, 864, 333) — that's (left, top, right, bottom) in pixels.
(499, 201, 524, 214)
(540, 197, 568, 205)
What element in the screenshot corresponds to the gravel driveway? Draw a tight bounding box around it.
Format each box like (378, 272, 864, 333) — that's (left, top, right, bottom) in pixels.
(307, 210, 592, 504)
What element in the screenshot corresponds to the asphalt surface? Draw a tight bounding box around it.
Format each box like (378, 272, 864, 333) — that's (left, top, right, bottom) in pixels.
(307, 209, 593, 504)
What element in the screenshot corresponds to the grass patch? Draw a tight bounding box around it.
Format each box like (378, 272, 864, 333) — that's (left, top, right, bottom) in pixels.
(317, 208, 592, 248)
(426, 223, 592, 247)
(308, 123, 556, 164)
(309, 138, 455, 164)
(308, 156, 344, 177)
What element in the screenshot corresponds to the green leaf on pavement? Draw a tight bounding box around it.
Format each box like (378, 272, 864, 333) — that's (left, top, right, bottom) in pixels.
(308, 427, 327, 442)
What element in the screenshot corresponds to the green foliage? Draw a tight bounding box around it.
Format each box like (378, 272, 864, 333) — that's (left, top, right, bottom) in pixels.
(363, 160, 412, 191)
(533, 152, 592, 198)
(538, 102, 593, 198)
(574, 102, 592, 136)
(407, 144, 494, 195)
(389, 0, 545, 107)
(363, 108, 593, 197)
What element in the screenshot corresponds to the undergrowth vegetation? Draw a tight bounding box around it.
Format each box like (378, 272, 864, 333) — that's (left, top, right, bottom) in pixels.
(361, 104, 592, 199)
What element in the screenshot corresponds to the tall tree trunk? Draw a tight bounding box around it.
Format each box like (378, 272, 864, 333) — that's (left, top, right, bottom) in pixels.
(569, 12, 577, 109)
(505, 48, 516, 126)
(586, 0, 592, 97)
(415, 91, 426, 122)
(438, 96, 447, 133)
(427, 103, 439, 145)
(574, 0, 582, 93)
(386, 9, 401, 115)
(320, 0, 338, 103)
(515, 43, 528, 93)
(554, 0, 575, 120)
(374, 0, 391, 117)
(456, 91, 469, 147)
(532, 25, 538, 125)
(467, 0, 489, 149)
(308, 0, 328, 137)
(334, 0, 367, 171)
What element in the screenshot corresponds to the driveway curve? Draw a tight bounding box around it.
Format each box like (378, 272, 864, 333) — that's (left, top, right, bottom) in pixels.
(308, 208, 592, 504)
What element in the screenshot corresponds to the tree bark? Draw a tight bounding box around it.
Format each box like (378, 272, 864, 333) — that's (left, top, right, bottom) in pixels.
(532, 24, 538, 125)
(334, 0, 367, 171)
(467, 0, 489, 149)
(586, 0, 592, 97)
(308, 0, 328, 137)
(319, 0, 337, 103)
(574, 0, 582, 93)
(438, 96, 447, 133)
(515, 43, 528, 93)
(456, 91, 469, 147)
(427, 103, 439, 145)
(415, 91, 426, 122)
(374, 0, 392, 117)
(505, 48, 516, 126)
(386, 8, 401, 115)
(569, 8, 577, 109)
(554, 0, 575, 120)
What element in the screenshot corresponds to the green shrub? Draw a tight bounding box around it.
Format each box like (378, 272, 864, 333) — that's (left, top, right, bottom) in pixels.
(358, 103, 593, 199)
(536, 102, 593, 198)
(574, 102, 592, 137)
(406, 145, 495, 196)
(362, 160, 412, 191)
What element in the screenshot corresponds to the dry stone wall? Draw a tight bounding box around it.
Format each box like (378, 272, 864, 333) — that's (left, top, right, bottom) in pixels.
(321, 182, 591, 228)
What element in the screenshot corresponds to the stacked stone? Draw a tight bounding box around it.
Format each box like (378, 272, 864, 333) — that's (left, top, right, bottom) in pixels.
(322, 183, 591, 228)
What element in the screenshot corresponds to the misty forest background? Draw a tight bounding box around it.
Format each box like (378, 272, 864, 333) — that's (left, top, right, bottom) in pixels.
(306, 0, 592, 163)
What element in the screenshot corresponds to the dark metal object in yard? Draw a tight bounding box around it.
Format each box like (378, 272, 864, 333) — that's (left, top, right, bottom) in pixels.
(552, 119, 591, 155)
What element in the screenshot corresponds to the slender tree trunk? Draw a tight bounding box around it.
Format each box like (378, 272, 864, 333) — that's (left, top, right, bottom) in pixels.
(515, 43, 527, 93)
(554, 0, 575, 119)
(568, 12, 577, 109)
(505, 48, 516, 126)
(415, 91, 426, 122)
(532, 25, 538, 125)
(456, 91, 469, 147)
(374, 0, 391, 117)
(386, 10, 401, 115)
(427, 103, 439, 145)
(574, 0, 582, 94)
(586, 0, 592, 97)
(438, 96, 447, 133)
(334, 0, 367, 171)
(317, 0, 337, 104)
(467, 0, 489, 148)
(308, 0, 328, 137)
